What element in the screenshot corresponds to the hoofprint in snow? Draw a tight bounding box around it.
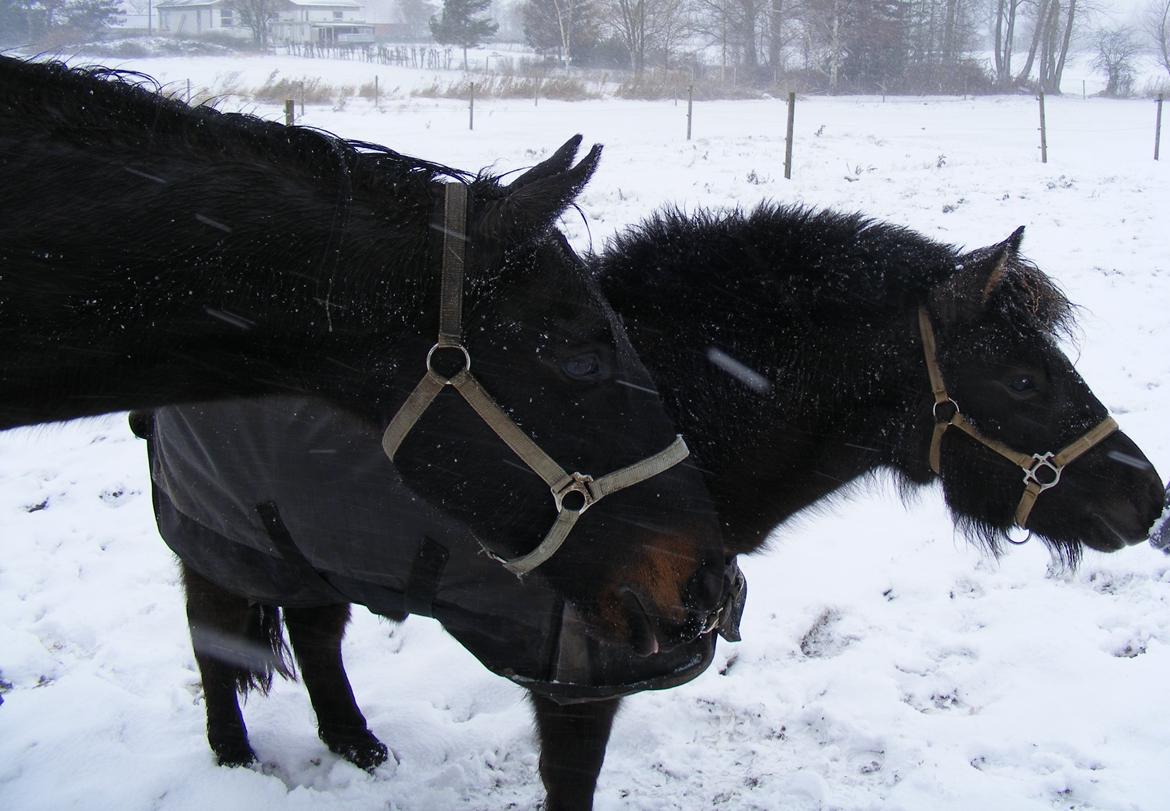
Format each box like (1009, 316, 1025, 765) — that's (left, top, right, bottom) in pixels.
(1, 55, 1168, 811)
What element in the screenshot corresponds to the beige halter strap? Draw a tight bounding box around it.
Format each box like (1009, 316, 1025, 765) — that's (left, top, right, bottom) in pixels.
(382, 182, 691, 577)
(918, 307, 1118, 529)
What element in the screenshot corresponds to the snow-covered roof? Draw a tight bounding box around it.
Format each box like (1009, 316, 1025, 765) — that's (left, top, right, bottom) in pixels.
(154, 0, 220, 8)
(286, 0, 362, 7)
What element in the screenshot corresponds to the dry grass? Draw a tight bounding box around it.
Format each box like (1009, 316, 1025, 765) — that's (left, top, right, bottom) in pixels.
(412, 74, 595, 101)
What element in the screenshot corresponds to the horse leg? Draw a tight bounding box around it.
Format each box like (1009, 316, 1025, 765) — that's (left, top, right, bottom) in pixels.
(284, 603, 390, 771)
(181, 562, 267, 767)
(530, 692, 621, 811)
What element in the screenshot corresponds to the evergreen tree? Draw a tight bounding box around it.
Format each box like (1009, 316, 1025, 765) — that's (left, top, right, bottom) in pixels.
(430, 0, 499, 69)
(0, 0, 122, 42)
(63, 0, 123, 33)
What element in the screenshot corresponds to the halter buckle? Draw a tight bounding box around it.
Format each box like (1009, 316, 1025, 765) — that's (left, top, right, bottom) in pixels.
(553, 472, 596, 514)
(1023, 452, 1062, 491)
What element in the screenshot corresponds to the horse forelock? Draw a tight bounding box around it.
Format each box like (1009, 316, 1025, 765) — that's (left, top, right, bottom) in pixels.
(985, 255, 1077, 340)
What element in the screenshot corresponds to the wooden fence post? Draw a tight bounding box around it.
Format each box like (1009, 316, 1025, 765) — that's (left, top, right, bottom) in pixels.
(1156, 94, 1164, 161)
(1038, 90, 1048, 164)
(784, 91, 796, 180)
(284, 98, 294, 126)
(686, 84, 694, 140)
(469, 82, 475, 131)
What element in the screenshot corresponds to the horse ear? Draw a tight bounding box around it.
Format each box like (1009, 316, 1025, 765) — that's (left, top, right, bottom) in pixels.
(507, 135, 583, 190)
(931, 226, 1025, 323)
(476, 143, 602, 244)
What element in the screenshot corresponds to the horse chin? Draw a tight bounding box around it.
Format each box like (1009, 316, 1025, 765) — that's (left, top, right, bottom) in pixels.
(1082, 513, 1147, 552)
(1038, 512, 1145, 556)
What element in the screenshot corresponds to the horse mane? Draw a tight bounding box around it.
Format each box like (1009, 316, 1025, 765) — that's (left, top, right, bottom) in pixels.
(601, 202, 1075, 338)
(0, 57, 504, 203)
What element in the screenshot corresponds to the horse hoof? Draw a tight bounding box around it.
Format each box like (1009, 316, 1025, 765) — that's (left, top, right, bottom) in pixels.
(213, 741, 257, 768)
(324, 731, 391, 771)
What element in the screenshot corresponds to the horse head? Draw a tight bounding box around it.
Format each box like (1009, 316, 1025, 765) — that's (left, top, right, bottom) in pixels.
(919, 228, 1165, 563)
(387, 138, 728, 654)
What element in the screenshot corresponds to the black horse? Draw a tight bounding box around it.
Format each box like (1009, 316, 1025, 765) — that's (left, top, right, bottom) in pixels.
(0, 57, 732, 807)
(134, 207, 1166, 810)
(519, 204, 1164, 807)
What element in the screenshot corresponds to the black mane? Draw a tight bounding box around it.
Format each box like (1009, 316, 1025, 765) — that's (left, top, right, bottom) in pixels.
(601, 203, 1074, 336)
(1, 59, 468, 197)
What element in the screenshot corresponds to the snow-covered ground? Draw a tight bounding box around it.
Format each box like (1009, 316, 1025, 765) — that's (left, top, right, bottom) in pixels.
(1, 55, 1168, 810)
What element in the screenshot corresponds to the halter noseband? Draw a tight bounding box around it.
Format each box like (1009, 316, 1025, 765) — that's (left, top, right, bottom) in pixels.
(918, 307, 1118, 531)
(382, 182, 692, 577)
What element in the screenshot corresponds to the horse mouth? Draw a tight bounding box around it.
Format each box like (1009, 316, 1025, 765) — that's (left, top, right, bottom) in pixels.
(1087, 512, 1144, 552)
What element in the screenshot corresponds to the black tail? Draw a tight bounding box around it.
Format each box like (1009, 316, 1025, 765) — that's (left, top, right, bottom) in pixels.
(181, 562, 297, 697)
(236, 602, 296, 695)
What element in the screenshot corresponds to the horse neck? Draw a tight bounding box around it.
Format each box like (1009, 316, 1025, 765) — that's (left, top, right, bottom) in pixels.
(670, 321, 921, 553)
(0, 138, 433, 430)
(599, 245, 926, 555)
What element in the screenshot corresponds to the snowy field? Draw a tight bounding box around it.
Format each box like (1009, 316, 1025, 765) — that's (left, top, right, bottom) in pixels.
(1, 54, 1169, 810)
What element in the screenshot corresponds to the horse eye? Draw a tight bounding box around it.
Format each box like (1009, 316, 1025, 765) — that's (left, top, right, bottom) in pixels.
(561, 352, 605, 381)
(1009, 375, 1036, 393)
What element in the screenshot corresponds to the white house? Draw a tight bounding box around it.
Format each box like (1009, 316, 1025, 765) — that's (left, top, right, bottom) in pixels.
(155, 0, 374, 44)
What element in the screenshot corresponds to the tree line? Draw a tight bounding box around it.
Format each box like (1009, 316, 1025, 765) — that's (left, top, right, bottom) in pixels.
(4, 0, 1168, 97)
(513, 0, 1170, 94)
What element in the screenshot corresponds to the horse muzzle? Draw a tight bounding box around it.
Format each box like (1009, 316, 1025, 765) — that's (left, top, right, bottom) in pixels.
(1148, 481, 1170, 553)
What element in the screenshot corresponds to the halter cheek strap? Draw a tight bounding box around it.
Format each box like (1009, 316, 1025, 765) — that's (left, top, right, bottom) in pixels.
(382, 182, 691, 577)
(918, 307, 1118, 529)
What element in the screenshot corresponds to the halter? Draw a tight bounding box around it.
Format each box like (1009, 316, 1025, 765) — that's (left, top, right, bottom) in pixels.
(918, 307, 1118, 531)
(382, 182, 692, 577)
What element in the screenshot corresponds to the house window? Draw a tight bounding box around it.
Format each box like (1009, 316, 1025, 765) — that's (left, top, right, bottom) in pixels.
(333, 11, 343, 19)
(220, 9, 233, 26)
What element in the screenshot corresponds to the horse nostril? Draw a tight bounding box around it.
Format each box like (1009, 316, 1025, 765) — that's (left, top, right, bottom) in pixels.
(618, 588, 661, 657)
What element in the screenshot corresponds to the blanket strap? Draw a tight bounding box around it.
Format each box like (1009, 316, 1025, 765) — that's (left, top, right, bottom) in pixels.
(403, 537, 450, 616)
(255, 501, 350, 603)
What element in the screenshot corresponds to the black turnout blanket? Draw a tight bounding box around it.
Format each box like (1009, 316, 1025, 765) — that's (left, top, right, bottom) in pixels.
(138, 397, 739, 702)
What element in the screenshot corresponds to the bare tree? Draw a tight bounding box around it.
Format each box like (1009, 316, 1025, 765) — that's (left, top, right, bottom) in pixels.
(229, 0, 280, 47)
(1013, 0, 1085, 92)
(523, 0, 600, 67)
(993, 0, 1026, 86)
(1147, 0, 1170, 78)
(693, 0, 767, 74)
(1092, 26, 1139, 96)
(599, 0, 685, 76)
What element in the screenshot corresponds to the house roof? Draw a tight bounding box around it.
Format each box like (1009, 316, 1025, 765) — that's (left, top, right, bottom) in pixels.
(154, 0, 220, 8)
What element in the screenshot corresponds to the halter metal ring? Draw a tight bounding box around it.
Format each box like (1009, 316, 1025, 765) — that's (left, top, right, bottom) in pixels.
(1023, 452, 1062, 491)
(426, 342, 471, 378)
(553, 472, 596, 514)
(933, 398, 960, 423)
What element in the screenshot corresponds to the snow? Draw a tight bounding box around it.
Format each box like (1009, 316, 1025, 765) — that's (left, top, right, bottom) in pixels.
(2, 54, 1169, 810)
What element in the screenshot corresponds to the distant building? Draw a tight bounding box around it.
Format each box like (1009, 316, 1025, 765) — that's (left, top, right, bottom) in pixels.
(360, 0, 410, 40)
(154, 0, 375, 44)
